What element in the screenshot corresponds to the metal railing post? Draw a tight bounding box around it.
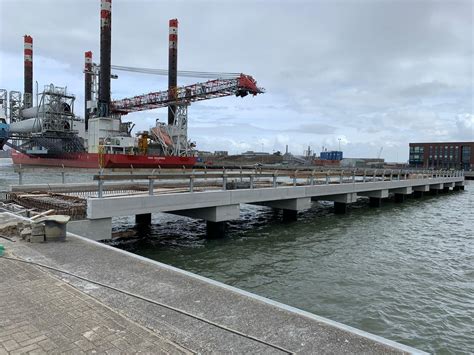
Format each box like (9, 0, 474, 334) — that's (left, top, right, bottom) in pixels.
(61, 165, 65, 184)
(363, 170, 366, 182)
(293, 175, 297, 187)
(223, 174, 227, 190)
(250, 175, 254, 189)
(352, 170, 356, 183)
(98, 170, 104, 198)
(189, 176, 194, 192)
(148, 178, 154, 195)
(389, 170, 393, 181)
(373, 169, 377, 182)
(339, 171, 343, 184)
(310, 174, 314, 186)
(18, 170, 23, 185)
(273, 174, 277, 188)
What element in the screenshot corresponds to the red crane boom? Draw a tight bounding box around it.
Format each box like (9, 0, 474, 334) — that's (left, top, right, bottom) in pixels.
(110, 74, 264, 114)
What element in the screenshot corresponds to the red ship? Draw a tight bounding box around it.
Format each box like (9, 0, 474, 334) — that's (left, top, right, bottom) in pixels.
(0, 3, 264, 169)
(11, 151, 197, 169)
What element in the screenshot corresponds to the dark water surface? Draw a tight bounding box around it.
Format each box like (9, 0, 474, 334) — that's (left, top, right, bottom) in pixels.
(1, 158, 473, 354)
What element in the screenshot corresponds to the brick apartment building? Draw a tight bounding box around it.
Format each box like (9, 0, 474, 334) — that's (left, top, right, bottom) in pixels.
(409, 142, 473, 170)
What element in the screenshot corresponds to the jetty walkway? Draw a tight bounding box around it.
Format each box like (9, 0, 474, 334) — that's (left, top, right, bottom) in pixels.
(3, 168, 466, 239)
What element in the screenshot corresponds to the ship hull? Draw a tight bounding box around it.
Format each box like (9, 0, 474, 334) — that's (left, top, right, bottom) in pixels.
(11, 151, 197, 169)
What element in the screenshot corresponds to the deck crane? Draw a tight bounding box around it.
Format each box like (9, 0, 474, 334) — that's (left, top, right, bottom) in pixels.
(109, 66, 264, 114)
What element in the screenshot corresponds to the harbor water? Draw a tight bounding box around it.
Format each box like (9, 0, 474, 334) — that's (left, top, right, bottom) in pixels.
(1, 158, 473, 354)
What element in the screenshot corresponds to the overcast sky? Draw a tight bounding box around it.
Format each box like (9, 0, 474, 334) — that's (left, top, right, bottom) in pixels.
(1, 0, 472, 161)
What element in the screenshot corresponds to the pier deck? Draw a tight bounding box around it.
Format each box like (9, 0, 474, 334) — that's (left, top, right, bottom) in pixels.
(4, 168, 465, 239)
(0, 212, 425, 354)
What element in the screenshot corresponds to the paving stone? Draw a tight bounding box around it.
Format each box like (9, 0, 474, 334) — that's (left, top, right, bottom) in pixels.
(0, 257, 191, 354)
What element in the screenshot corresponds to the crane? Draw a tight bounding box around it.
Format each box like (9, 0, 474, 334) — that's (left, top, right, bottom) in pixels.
(109, 66, 264, 114)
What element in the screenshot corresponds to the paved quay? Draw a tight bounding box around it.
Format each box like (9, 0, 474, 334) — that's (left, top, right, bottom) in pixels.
(0, 212, 426, 354)
(0, 257, 191, 354)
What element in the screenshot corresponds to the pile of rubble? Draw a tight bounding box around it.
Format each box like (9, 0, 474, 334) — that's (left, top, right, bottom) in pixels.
(0, 215, 70, 243)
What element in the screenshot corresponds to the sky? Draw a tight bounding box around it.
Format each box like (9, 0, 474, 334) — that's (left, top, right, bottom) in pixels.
(0, 0, 472, 162)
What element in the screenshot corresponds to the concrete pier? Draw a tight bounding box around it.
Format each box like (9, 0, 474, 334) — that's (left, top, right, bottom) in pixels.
(83, 176, 464, 239)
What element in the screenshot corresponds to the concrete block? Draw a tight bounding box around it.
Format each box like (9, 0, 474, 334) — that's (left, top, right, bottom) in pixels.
(67, 218, 112, 241)
(313, 193, 358, 204)
(31, 224, 45, 236)
(390, 187, 412, 195)
(257, 197, 311, 211)
(44, 222, 66, 242)
(413, 185, 429, 192)
(358, 190, 389, 199)
(29, 234, 44, 243)
(20, 228, 32, 239)
(178, 204, 241, 222)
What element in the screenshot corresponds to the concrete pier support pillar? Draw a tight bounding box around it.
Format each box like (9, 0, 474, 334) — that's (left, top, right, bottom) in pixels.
(334, 202, 347, 214)
(136, 213, 152, 225)
(413, 190, 424, 198)
(443, 186, 450, 193)
(206, 221, 226, 239)
(429, 183, 443, 195)
(282, 209, 298, 222)
(394, 194, 406, 203)
(369, 197, 382, 207)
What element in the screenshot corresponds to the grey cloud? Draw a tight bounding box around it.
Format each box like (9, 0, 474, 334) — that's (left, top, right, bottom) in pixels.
(0, 0, 472, 162)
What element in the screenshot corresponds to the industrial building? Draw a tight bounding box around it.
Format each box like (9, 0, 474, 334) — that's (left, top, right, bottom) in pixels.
(409, 142, 473, 170)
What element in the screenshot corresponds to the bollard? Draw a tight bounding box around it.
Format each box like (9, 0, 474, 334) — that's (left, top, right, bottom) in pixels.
(339, 171, 343, 184)
(293, 175, 297, 187)
(352, 170, 355, 183)
(18, 170, 23, 185)
(189, 176, 194, 192)
(273, 174, 277, 188)
(363, 170, 366, 182)
(373, 169, 377, 182)
(250, 175, 254, 189)
(326, 172, 330, 184)
(148, 179, 154, 195)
